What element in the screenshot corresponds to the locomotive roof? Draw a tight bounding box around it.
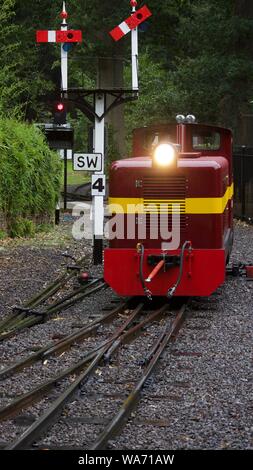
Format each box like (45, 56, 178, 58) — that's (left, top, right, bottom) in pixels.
(133, 123, 232, 134)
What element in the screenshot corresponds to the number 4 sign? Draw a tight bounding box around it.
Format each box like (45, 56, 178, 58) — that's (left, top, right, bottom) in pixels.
(92, 175, 106, 196)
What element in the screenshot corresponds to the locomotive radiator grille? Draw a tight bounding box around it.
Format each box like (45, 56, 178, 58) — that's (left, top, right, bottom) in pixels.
(143, 200, 186, 214)
(143, 176, 186, 214)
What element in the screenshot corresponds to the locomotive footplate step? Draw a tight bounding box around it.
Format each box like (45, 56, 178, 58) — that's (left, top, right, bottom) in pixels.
(148, 255, 180, 268)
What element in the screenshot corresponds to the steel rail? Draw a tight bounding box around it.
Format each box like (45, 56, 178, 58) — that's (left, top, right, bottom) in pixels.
(8, 279, 106, 329)
(41, 278, 103, 314)
(90, 303, 187, 450)
(0, 255, 87, 334)
(0, 302, 127, 380)
(6, 303, 173, 450)
(0, 272, 70, 334)
(20, 253, 86, 308)
(0, 300, 128, 381)
(0, 278, 102, 335)
(5, 348, 108, 450)
(0, 257, 85, 332)
(5, 303, 146, 450)
(0, 303, 143, 424)
(103, 303, 169, 362)
(0, 287, 104, 343)
(0, 281, 107, 343)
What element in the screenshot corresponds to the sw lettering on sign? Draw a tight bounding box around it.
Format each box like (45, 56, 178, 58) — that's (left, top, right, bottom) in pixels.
(73, 153, 102, 172)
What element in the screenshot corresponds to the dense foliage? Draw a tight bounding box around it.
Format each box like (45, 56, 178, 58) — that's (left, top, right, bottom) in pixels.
(0, 118, 61, 236)
(1, 0, 253, 152)
(0, 0, 253, 142)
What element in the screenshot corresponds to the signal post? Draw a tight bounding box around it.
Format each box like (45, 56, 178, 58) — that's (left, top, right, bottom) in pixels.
(36, 1, 152, 265)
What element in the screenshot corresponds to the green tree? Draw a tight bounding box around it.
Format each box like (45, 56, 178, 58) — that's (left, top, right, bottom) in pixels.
(0, 0, 24, 116)
(1, 0, 253, 145)
(169, 0, 253, 132)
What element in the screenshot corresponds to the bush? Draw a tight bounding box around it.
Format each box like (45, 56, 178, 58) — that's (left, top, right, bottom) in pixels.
(0, 118, 61, 237)
(35, 223, 54, 234)
(8, 218, 35, 238)
(0, 229, 7, 240)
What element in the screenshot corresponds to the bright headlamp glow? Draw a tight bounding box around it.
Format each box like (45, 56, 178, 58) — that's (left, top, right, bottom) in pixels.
(153, 143, 176, 167)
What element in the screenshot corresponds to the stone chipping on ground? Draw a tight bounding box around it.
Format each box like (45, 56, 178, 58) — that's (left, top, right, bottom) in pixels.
(0, 219, 252, 449)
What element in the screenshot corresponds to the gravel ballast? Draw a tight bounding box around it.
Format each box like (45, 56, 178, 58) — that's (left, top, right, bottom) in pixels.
(0, 220, 252, 450)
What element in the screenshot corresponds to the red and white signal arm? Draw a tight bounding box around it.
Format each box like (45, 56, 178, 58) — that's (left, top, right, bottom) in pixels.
(109, 5, 152, 41)
(36, 30, 82, 43)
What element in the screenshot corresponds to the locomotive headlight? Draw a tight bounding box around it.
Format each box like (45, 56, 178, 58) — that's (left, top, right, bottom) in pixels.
(153, 143, 177, 167)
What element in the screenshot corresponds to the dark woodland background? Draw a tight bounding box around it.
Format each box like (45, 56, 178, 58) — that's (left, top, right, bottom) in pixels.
(1, 0, 253, 156)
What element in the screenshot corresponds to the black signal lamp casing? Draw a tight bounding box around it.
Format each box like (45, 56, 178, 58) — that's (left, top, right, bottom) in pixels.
(53, 101, 67, 125)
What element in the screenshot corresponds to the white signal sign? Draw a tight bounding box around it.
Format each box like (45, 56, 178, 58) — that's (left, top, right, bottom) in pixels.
(73, 153, 102, 172)
(92, 175, 106, 196)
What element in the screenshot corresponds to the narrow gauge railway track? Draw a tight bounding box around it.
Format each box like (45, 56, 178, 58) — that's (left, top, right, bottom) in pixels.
(0, 300, 187, 450)
(90, 305, 186, 450)
(0, 255, 107, 342)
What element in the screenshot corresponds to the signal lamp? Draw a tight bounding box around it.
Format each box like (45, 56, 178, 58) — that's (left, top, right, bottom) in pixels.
(56, 103, 64, 111)
(63, 42, 73, 52)
(153, 143, 178, 167)
(53, 102, 67, 125)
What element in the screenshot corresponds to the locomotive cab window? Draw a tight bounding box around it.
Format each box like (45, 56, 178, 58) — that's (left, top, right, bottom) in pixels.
(143, 129, 177, 153)
(192, 130, 221, 151)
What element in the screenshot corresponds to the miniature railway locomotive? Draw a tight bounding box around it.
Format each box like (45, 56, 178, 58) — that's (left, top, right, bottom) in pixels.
(104, 120, 233, 298)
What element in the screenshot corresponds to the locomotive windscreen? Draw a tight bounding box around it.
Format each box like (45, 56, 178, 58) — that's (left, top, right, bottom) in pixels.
(192, 129, 221, 151)
(133, 124, 177, 157)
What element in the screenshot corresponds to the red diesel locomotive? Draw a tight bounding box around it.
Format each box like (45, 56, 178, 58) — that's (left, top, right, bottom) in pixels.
(104, 120, 233, 298)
